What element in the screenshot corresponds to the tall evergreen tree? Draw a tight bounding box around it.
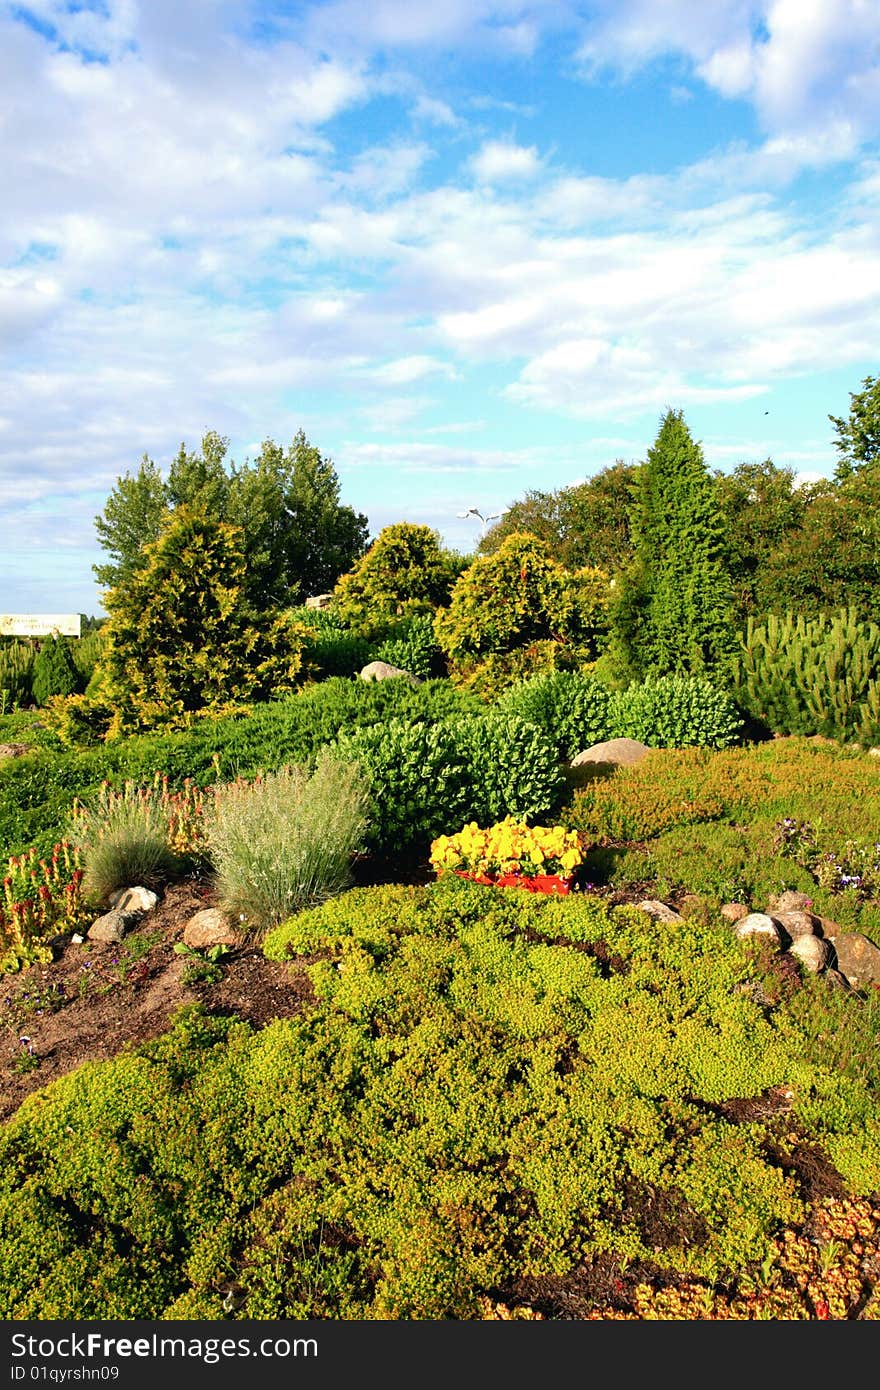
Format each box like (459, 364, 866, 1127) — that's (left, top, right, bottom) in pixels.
(611, 409, 735, 679)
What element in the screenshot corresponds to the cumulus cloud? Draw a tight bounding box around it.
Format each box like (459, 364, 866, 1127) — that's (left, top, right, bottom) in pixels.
(470, 140, 542, 182)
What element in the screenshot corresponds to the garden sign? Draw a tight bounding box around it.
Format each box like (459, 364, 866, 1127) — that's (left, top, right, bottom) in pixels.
(0, 613, 83, 638)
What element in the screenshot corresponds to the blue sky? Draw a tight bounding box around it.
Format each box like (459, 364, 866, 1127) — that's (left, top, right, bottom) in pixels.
(1, 0, 879, 615)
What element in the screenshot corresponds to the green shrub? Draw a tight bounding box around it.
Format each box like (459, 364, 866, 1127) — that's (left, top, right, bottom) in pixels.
(435, 533, 609, 693)
(0, 640, 35, 710)
(734, 608, 880, 744)
(495, 669, 612, 759)
(608, 674, 743, 749)
(375, 614, 445, 679)
(452, 713, 564, 825)
(203, 751, 371, 935)
(333, 718, 471, 855)
(71, 629, 106, 688)
(70, 781, 182, 905)
(30, 636, 82, 708)
(332, 523, 462, 640)
(288, 606, 373, 680)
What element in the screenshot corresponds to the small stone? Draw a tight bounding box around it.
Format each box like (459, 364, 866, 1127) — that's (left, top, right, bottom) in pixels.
(824, 968, 853, 992)
(635, 899, 683, 924)
(358, 660, 422, 685)
(772, 910, 819, 938)
(788, 935, 829, 973)
(825, 932, 880, 989)
(71, 933, 84, 944)
(305, 593, 333, 610)
(720, 902, 750, 923)
(87, 909, 130, 943)
(0, 743, 32, 759)
(734, 913, 782, 946)
(766, 889, 812, 915)
(109, 886, 158, 914)
(183, 909, 238, 950)
(570, 738, 651, 769)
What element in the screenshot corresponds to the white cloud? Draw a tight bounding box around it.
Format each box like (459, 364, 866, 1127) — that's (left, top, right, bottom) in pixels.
(470, 140, 542, 182)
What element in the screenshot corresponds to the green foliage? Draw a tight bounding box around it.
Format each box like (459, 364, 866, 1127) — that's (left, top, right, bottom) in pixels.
(333, 718, 471, 855)
(713, 460, 808, 621)
(70, 782, 182, 905)
(287, 606, 373, 679)
(608, 674, 743, 750)
(94, 430, 368, 609)
(453, 714, 564, 825)
(611, 410, 736, 680)
(98, 506, 309, 735)
(0, 640, 35, 710)
(375, 614, 445, 679)
(332, 524, 462, 640)
(203, 751, 371, 936)
(479, 463, 638, 574)
(70, 628, 105, 688)
(829, 374, 880, 480)
(734, 608, 880, 744)
(495, 669, 612, 760)
(333, 712, 562, 856)
(31, 636, 82, 708)
(0, 679, 482, 865)
(435, 532, 609, 693)
(4, 880, 879, 1319)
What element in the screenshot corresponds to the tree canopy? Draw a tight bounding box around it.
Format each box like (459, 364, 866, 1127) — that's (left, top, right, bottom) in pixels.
(94, 429, 369, 607)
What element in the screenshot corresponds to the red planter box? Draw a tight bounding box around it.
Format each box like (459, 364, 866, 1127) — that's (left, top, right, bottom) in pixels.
(452, 869, 574, 895)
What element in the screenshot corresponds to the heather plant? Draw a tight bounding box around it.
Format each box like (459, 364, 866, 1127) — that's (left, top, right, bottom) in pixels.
(202, 750, 371, 936)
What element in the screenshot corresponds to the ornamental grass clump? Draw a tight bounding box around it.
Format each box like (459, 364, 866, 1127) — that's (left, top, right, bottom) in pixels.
(203, 750, 371, 937)
(431, 817, 583, 882)
(70, 781, 182, 905)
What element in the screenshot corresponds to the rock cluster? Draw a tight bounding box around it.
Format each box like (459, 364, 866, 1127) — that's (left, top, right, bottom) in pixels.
(636, 888, 880, 991)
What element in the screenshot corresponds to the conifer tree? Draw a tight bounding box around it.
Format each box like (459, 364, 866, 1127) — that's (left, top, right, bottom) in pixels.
(611, 409, 735, 680)
(98, 506, 308, 734)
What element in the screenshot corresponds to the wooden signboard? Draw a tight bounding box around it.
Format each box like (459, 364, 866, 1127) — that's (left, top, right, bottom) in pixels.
(0, 614, 84, 638)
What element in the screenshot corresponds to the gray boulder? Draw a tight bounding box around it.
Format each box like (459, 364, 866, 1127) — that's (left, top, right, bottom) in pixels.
(305, 593, 333, 610)
(826, 932, 880, 989)
(87, 909, 131, 943)
(772, 909, 819, 939)
(183, 909, 238, 950)
(734, 913, 782, 946)
(788, 935, 829, 973)
(635, 899, 683, 924)
(570, 738, 651, 769)
(359, 660, 422, 685)
(766, 889, 813, 915)
(109, 886, 158, 914)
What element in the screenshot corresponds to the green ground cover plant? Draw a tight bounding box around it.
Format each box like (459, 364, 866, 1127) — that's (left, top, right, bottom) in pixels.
(562, 740, 880, 937)
(2, 877, 879, 1319)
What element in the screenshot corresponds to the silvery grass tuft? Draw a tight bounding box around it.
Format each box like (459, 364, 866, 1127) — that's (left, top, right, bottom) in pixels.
(203, 751, 371, 937)
(70, 783, 180, 906)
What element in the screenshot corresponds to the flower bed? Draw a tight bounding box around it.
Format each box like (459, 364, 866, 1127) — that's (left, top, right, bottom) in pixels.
(432, 816, 583, 893)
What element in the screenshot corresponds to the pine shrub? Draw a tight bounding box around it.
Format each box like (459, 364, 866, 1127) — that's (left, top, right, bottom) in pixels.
(31, 636, 82, 707)
(734, 608, 880, 744)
